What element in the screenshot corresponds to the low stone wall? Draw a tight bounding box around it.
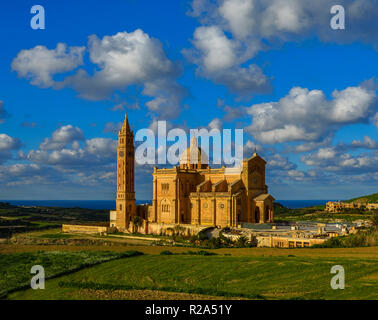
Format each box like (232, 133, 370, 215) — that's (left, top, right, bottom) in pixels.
(256, 235, 326, 248)
(146, 222, 208, 236)
(62, 224, 109, 235)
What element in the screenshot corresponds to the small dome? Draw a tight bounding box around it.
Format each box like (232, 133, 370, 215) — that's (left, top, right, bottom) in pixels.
(179, 137, 208, 169)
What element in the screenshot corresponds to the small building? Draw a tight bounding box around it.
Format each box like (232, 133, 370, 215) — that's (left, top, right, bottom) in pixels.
(325, 200, 377, 213)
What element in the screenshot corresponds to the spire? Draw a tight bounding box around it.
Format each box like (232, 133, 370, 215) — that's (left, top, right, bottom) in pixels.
(190, 136, 198, 148)
(253, 146, 257, 156)
(121, 113, 131, 132)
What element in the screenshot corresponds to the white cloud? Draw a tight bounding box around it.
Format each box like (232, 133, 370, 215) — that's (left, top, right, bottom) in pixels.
(243, 140, 262, 156)
(29, 138, 116, 167)
(208, 118, 223, 131)
(85, 138, 117, 155)
(110, 102, 140, 112)
(316, 147, 337, 159)
(0, 163, 55, 186)
(290, 137, 333, 153)
(0, 134, 21, 152)
(11, 43, 85, 87)
(191, 26, 238, 72)
(7, 163, 40, 175)
(301, 147, 378, 174)
(12, 30, 186, 119)
(26, 124, 117, 172)
(219, 0, 256, 39)
(246, 83, 377, 144)
(351, 136, 377, 149)
(184, 25, 269, 95)
(186, 0, 378, 95)
(40, 125, 84, 150)
(190, 0, 378, 44)
(372, 112, 378, 128)
(223, 105, 245, 121)
(0, 126, 119, 189)
(0, 134, 22, 164)
(65, 30, 180, 100)
(330, 86, 376, 122)
(267, 154, 296, 170)
(143, 78, 186, 119)
(288, 170, 305, 178)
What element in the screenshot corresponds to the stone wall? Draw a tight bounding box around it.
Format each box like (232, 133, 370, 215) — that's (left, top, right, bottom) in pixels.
(145, 222, 208, 236)
(62, 224, 109, 234)
(256, 235, 326, 248)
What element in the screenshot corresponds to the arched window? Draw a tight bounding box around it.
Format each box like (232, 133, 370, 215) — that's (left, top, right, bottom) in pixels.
(161, 199, 171, 213)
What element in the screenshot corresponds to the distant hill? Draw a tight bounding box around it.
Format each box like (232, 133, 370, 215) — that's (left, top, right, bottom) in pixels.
(345, 193, 378, 204)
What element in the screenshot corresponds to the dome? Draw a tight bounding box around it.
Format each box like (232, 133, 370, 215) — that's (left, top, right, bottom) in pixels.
(179, 137, 209, 169)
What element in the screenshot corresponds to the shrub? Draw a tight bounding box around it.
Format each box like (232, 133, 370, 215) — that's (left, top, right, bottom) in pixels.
(370, 215, 378, 227)
(198, 232, 209, 241)
(235, 235, 250, 247)
(160, 250, 174, 255)
(131, 216, 143, 233)
(182, 250, 217, 256)
(312, 227, 378, 248)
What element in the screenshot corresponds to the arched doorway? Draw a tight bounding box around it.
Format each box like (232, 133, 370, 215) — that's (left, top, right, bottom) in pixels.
(254, 207, 260, 223)
(265, 206, 270, 222)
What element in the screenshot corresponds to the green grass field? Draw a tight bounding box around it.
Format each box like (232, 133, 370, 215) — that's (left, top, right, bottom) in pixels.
(345, 193, 378, 203)
(0, 250, 141, 298)
(7, 252, 378, 300)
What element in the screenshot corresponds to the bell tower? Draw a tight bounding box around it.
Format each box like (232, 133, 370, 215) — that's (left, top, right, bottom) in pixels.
(115, 114, 136, 230)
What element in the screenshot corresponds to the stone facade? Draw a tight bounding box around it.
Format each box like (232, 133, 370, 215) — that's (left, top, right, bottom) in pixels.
(114, 114, 136, 230)
(112, 114, 275, 231)
(149, 137, 274, 228)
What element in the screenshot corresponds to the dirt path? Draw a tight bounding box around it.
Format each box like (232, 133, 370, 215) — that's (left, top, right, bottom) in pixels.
(71, 288, 247, 300)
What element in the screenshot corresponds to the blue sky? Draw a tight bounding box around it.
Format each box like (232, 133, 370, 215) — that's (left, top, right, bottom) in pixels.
(0, 0, 377, 200)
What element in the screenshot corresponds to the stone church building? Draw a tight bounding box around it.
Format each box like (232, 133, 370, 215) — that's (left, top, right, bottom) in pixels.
(111, 114, 274, 231)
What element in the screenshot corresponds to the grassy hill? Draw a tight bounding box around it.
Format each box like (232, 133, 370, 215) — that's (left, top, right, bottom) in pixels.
(0, 202, 109, 238)
(345, 193, 378, 203)
(7, 252, 378, 300)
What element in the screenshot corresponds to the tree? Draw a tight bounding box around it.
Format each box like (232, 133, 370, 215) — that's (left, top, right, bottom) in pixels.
(131, 215, 143, 233)
(370, 215, 378, 227)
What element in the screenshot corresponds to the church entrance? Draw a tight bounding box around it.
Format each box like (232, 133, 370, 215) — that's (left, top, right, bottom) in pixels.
(254, 207, 260, 223)
(265, 206, 270, 222)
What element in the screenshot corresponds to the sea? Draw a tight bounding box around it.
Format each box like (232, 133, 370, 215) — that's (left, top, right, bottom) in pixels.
(1, 199, 338, 210)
